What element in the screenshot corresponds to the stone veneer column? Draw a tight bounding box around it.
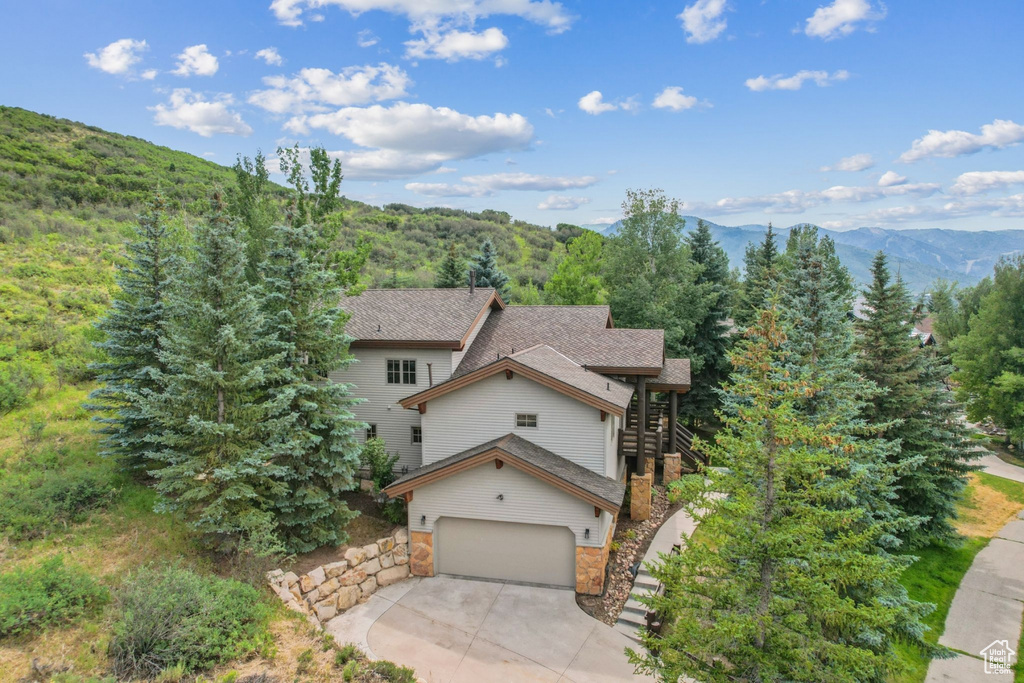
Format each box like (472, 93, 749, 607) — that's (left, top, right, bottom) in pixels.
(575, 525, 614, 595)
(409, 531, 434, 577)
(630, 472, 652, 521)
(663, 453, 682, 483)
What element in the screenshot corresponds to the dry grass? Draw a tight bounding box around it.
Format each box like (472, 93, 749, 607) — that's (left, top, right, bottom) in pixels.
(955, 472, 1024, 538)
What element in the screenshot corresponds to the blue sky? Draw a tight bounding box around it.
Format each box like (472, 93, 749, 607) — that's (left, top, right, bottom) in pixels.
(3, 0, 1023, 231)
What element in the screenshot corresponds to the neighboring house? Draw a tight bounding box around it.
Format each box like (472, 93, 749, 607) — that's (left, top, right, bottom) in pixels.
(336, 287, 698, 595)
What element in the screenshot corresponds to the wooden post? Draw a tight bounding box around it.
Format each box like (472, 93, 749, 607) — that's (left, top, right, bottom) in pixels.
(668, 390, 678, 455)
(636, 375, 647, 476)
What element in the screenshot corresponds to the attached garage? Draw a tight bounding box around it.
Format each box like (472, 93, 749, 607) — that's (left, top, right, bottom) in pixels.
(435, 517, 576, 587)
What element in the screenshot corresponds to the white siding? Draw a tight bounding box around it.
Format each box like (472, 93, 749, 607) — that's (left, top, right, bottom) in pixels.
(604, 413, 620, 478)
(330, 347, 453, 472)
(408, 462, 604, 547)
(421, 372, 607, 472)
(451, 306, 490, 372)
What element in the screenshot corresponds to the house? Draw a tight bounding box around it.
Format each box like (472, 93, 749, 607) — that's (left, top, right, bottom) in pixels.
(335, 286, 702, 595)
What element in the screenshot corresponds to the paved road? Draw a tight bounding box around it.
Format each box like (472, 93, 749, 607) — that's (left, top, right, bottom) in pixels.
(326, 575, 653, 683)
(927, 451, 1024, 681)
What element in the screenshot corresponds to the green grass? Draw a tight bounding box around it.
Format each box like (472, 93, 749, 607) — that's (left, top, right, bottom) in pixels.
(976, 471, 1024, 504)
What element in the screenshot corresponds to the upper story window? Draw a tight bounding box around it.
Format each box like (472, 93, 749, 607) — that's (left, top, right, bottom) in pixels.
(515, 413, 538, 428)
(366, 424, 377, 440)
(386, 359, 417, 384)
(411, 426, 422, 444)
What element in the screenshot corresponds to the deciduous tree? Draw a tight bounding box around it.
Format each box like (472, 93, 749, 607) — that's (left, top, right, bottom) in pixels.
(543, 230, 604, 305)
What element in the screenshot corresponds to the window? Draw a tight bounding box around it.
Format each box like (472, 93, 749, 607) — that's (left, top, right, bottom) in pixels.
(386, 359, 417, 384)
(411, 426, 422, 444)
(366, 424, 377, 440)
(515, 413, 538, 428)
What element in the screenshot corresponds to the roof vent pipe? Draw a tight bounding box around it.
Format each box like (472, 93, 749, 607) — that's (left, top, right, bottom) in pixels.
(469, 269, 476, 294)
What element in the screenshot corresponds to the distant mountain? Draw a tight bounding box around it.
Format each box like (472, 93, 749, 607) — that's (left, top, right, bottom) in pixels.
(597, 217, 1024, 292)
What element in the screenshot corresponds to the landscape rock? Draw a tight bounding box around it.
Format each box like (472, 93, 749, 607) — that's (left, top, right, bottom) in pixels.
(380, 552, 395, 569)
(308, 566, 327, 586)
(394, 528, 409, 545)
(306, 614, 322, 632)
(324, 561, 347, 579)
(299, 574, 317, 593)
(336, 585, 361, 610)
(266, 569, 284, 583)
(344, 547, 367, 566)
(357, 558, 381, 576)
(362, 543, 380, 560)
(283, 571, 299, 586)
(376, 565, 410, 587)
(377, 537, 395, 553)
(285, 599, 304, 613)
(340, 568, 367, 587)
(314, 599, 337, 621)
(289, 585, 302, 601)
(304, 588, 320, 606)
(360, 576, 377, 596)
(319, 578, 340, 596)
(393, 544, 408, 565)
(359, 478, 374, 492)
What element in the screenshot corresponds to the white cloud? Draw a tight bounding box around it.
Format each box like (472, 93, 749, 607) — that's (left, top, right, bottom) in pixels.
(877, 170, 907, 187)
(357, 29, 379, 47)
(270, 0, 574, 34)
(141, 69, 158, 80)
(405, 27, 508, 61)
(898, 119, 1024, 163)
(692, 181, 940, 216)
(150, 89, 252, 137)
(950, 170, 1024, 195)
(84, 38, 148, 76)
(255, 47, 283, 66)
(652, 86, 700, 111)
(405, 172, 597, 197)
(820, 153, 874, 172)
(745, 69, 849, 92)
(578, 90, 636, 115)
(678, 0, 728, 44)
(804, 0, 884, 40)
(173, 44, 219, 77)
(538, 195, 590, 210)
(249, 63, 412, 114)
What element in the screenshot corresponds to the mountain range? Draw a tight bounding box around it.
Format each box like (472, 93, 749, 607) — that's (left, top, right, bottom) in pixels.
(589, 218, 1024, 292)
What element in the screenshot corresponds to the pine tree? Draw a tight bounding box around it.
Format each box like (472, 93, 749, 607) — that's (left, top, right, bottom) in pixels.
(144, 202, 287, 550)
(676, 219, 731, 426)
(89, 195, 180, 471)
(469, 239, 510, 299)
(735, 223, 779, 328)
(230, 150, 280, 282)
(260, 222, 363, 552)
(856, 252, 978, 547)
(631, 306, 933, 682)
(543, 230, 604, 305)
(434, 242, 466, 288)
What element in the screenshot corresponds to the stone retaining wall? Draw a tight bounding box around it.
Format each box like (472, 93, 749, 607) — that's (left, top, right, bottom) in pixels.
(267, 528, 411, 630)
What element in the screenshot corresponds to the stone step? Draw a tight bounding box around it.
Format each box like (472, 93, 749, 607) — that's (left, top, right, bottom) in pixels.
(613, 619, 643, 644)
(633, 579, 659, 593)
(622, 598, 647, 617)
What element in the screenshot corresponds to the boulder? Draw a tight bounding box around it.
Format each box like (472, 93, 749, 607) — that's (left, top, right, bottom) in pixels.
(344, 547, 367, 566)
(362, 543, 380, 560)
(299, 574, 317, 593)
(283, 571, 300, 586)
(266, 569, 284, 583)
(304, 588, 320, 606)
(357, 558, 382, 576)
(339, 568, 367, 587)
(336, 585, 361, 611)
(274, 585, 293, 603)
(308, 566, 327, 586)
(394, 528, 409, 545)
(319, 578, 340, 596)
(324, 561, 348, 579)
(314, 599, 337, 621)
(306, 614, 322, 632)
(392, 544, 408, 566)
(377, 537, 395, 553)
(289, 585, 302, 601)
(380, 552, 395, 570)
(284, 599, 305, 614)
(360, 576, 377, 597)
(359, 478, 374, 492)
(376, 565, 410, 587)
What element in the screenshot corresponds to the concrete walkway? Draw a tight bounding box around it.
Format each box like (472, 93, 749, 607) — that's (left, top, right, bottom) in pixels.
(325, 575, 653, 683)
(927, 453, 1024, 682)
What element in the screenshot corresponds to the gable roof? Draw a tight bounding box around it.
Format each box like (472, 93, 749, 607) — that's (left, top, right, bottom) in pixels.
(400, 344, 635, 416)
(340, 287, 504, 349)
(383, 433, 627, 513)
(454, 306, 664, 376)
(646, 358, 692, 392)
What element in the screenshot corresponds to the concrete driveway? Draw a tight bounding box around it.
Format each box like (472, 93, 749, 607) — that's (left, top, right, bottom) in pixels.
(326, 575, 653, 682)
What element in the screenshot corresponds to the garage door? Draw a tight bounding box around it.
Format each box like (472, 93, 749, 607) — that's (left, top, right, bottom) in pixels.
(435, 517, 576, 588)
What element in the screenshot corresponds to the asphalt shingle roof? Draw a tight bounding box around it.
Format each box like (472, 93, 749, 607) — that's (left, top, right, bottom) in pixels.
(386, 433, 627, 510)
(647, 358, 692, 390)
(454, 306, 664, 376)
(340, 288, 499, 346)
(508, 345, 635, 409)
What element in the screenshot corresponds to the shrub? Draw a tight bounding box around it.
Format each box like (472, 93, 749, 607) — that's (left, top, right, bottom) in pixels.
(108, 565, 273, 679)
(0, 556, 108, 639)
(362, 660, 417, 683)
(334, 643, 360, 668)
(380, 498, 406, 525)
(361, 438, 398, 491)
